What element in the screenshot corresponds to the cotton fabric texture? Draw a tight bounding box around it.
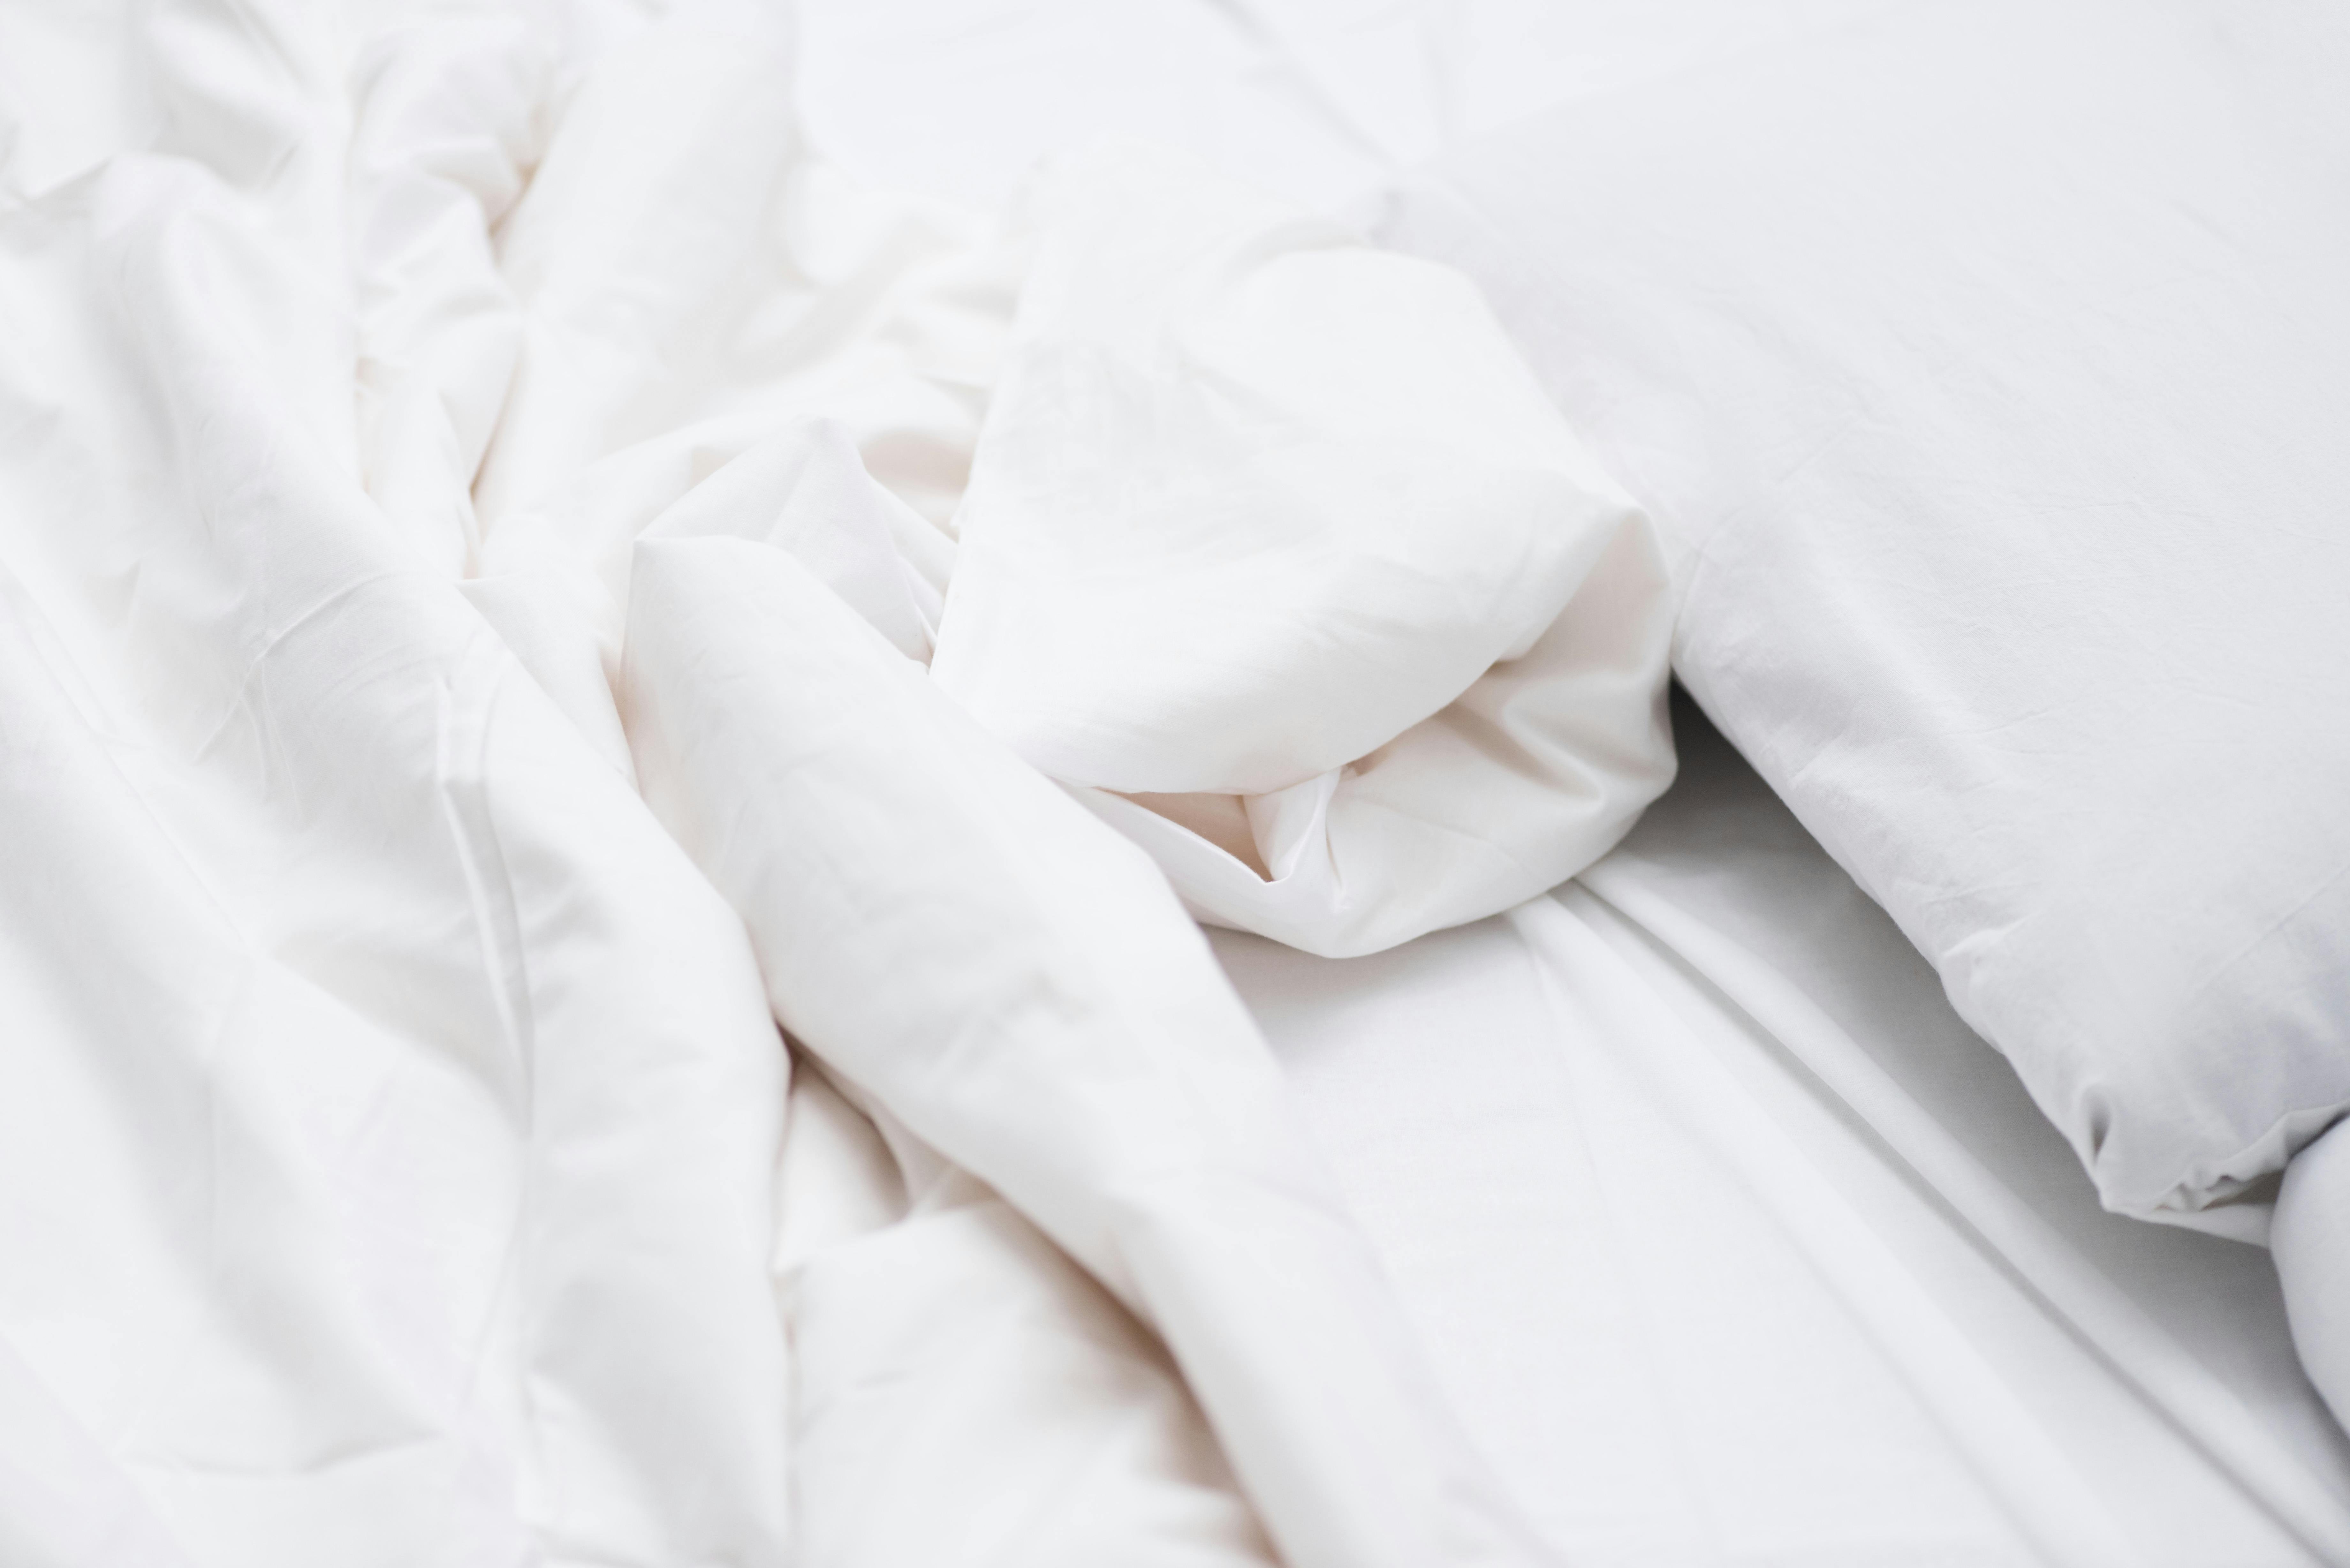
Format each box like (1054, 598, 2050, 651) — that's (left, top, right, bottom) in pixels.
(0, 0, 1668, 1562)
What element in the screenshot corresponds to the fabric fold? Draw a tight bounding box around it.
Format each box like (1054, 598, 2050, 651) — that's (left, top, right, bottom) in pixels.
(0, 59, 796, 1557)
(621, 533, 1556, 1568)
(931, 151, 1676, 957)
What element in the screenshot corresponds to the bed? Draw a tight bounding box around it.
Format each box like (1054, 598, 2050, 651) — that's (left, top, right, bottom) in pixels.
(2, 1, 2344, 1564)
(811, 5, 2350, 1560)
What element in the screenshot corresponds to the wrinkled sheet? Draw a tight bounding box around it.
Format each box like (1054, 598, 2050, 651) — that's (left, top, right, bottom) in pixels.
(0, 0, 1674, 1564)
(1227, 694, 2350, 1567)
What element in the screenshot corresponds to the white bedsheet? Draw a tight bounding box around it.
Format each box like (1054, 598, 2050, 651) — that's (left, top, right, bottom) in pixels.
(1220, 694, 2350, 1565)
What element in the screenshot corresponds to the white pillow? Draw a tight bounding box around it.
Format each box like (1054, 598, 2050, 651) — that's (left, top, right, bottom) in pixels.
(1385, 0, 2350, 1232)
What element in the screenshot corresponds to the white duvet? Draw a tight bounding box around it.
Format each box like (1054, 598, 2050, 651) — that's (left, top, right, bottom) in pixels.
(0, 1, 1672, 1563)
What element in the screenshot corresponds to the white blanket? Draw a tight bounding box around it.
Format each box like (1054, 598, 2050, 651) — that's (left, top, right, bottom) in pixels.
(0, 1, 1672, 1562)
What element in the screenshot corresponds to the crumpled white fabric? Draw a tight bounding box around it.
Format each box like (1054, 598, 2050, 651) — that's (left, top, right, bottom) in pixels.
(934, 151, 1676, 957)
(0, 47, 795, 1568)
(0, 0, 1667, 1563)
(624, 536, 1554, 1567)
